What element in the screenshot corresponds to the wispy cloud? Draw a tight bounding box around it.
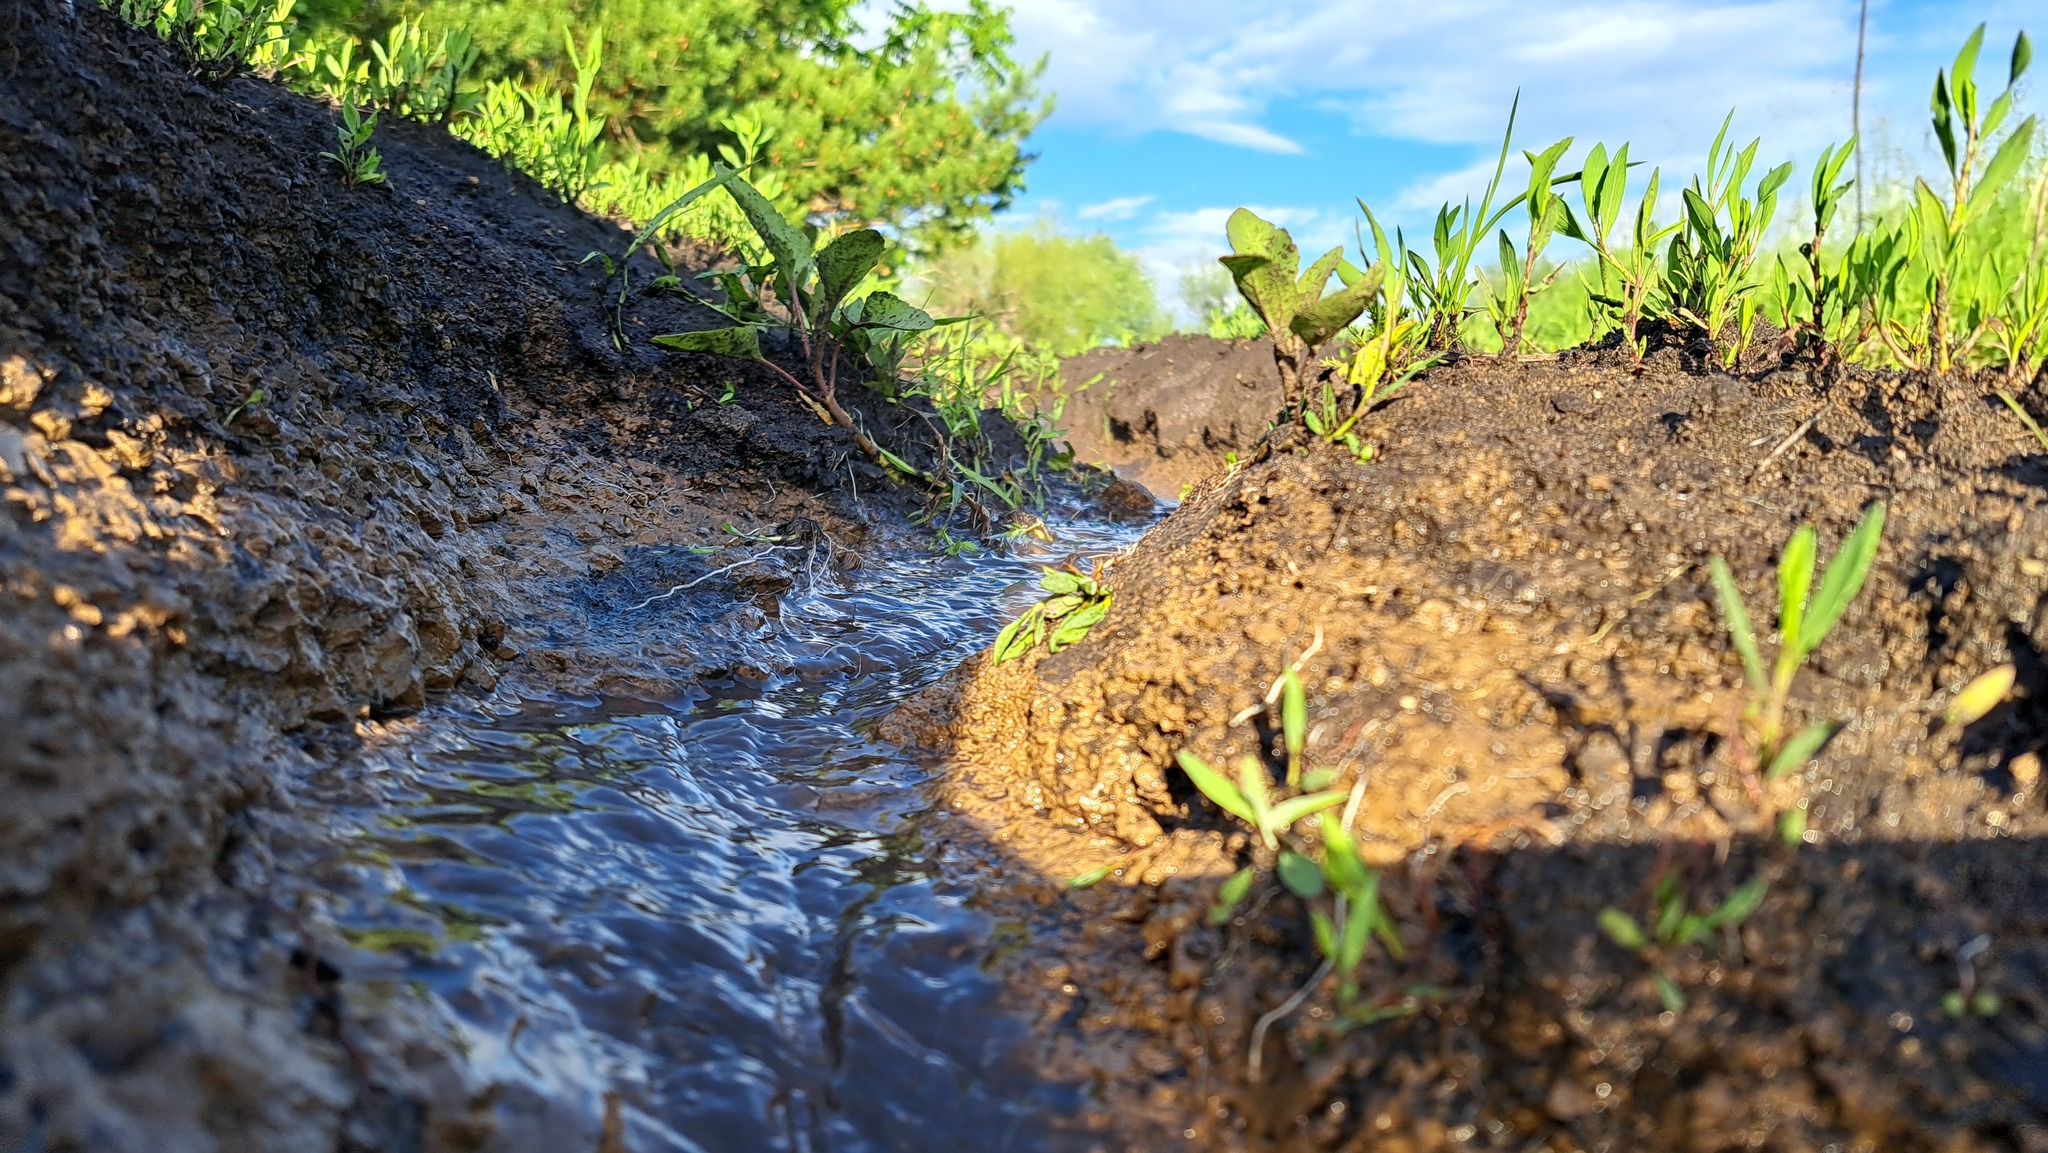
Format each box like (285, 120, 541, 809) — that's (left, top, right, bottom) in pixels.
(1077, 194, 1156, 221)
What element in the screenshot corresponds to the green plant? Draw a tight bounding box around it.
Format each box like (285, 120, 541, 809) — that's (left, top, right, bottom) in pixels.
(652, 172, 940, 461)
(1484, 136, 1575, 358)
(1912, 26, 2037, 372)
(1172, 750, 1346, 851)
(1311, 207, 1437, 455)
(455, 29, 608, 201)
(1707, 501, 1886, 781)
(1217, 209, 1384, 414)
(110, 0, 300, 78)
(1558, 143, 1681, 363)
(991, 564, 1112, 664)
(320, 103, 387, 186)
(1662, 113, 1793, 363)
(1405, 97, 1528, 350)
(1599, 871, 1769, 1012)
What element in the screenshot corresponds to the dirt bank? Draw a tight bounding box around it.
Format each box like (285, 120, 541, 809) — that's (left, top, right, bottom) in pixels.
(1058, 335, 1283, 498)
(890, 341, 2048, 1150)
(0, 5, 980, 1147)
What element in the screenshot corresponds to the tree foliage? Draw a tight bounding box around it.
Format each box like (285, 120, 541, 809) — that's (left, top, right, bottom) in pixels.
(914, 225, 1167, 355)
(297, 0, 1047, 248)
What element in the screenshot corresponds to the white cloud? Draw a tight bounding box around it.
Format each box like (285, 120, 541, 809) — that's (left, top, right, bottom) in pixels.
(1077, 194, 1156, 221)
(1007, 0, 2031, 181)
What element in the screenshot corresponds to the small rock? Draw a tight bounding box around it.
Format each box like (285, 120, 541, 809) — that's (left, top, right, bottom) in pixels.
(1549, 392, 1586, 415)
(1097, 476, 1157, 520)
(2013, 751, 2041, 792)
(0, 355, 41, 412)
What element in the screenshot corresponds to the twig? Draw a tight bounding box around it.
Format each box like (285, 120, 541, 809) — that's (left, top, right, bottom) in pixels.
(621, 545, 796, 611)
(1751, 413, 1821, 477)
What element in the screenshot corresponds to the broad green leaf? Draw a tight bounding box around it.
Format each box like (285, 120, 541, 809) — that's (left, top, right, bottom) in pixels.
(723, 175, 812, 291)
(1946, 664, 2016, 727)
(1176, 751, 1255, 825)
(1047, 596, 1109, 652)
(1038, 570, 1084, 595)
(2014, 30, 2033, 84)
(1776, 525, 1817, 662)
(1766, 719, 1840, 780)
(814, 228, 885, 322)
(1297, 246, 1345, 302)
(1291, 264, 1383, 346)
(1708, 556, 1767, 694)
(1974, 117, 2038, 212)
(1598, 908, 1648, 952)
(850, 291, 936, 332)
(1277, 852, 1325, 899)
(1797, 501, 1886, 656)
(653, 326, 763, 359)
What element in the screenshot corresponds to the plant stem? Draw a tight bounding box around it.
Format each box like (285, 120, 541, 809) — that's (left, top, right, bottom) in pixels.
(1853, 0, 1869, 232)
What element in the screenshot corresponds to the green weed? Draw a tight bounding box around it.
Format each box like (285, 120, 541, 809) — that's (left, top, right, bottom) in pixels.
(1217, 208, 1383, 414)
(1707, 501, 1886, 784)
(991, 565, 1111, 665)
(1662, 113, 1793, 364)
(1558, 143, 1680, 363)
(109, 0, 299, 78)
(1405, 97, 1528, 350)
(1599, 871, 1769, 1013)
(1484, 135, 1575, 358)
(320, 104, 386, 186)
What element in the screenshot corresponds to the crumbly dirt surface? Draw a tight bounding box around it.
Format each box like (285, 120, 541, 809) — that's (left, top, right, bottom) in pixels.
(0, 6, 983, 1149)
(1058, 335, 1282, 498)
(890, 340, 2048, 1151)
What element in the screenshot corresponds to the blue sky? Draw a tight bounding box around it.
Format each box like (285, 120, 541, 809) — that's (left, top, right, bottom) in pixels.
(978, 0, 2040, 307)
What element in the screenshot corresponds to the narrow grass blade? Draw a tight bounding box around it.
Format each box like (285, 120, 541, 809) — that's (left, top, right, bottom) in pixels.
(1946, 664, 2016, 727)
(1766, 719, 1839, 780)
(1709, 556, 1768, 693)
(1176, 751, 1255, 825)
(1797, 501, 1886, 656)
(1266, 789, 1350, 831)
(1776, 525, 1817, 661)
(1598, 908, 1648, 952)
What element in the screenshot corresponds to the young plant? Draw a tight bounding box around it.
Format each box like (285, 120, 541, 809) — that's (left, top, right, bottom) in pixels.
(456, 30, 609, 201)
(652, 172, 939, 461)
(1599, 872, 1769, 1013)
(1171, 750, 1346, 851)
(991, 565, 1112, 665)
(1663, 113, 1793, 363)
(320, 104, 387, 187)
(113, 0, 299, 79)
(1707, 501, 1886, 780)
(1406, 96, 1529, 350)
(1217, 209, 1384, 415)
(1559, 143, 1681, 364)
(1484, 136, 1575, 358)
(1914, 26, 2037, 372)
(1310, 206, 1440, 457)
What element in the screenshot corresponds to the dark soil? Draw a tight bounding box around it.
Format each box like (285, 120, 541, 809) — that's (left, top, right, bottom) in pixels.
(1058, 335, 1283, 498)
(889, 341, 2048, 1151)
(0, 4, 1003, 1147)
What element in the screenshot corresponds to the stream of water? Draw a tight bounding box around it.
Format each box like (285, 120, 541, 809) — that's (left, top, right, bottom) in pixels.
(311, 516, 1138, 1153)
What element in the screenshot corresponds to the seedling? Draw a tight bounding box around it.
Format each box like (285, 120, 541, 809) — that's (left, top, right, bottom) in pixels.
(1484, 135, 1575, 358)
(1600, 871, 1769, 1013)
(1309, 206, 1438, 454)
(991, 564, 1112, 665)
(1663, 113, 1793, 364)
(1405, 96, 1529, 350)
(1914, 26, 2037, 371)
(1172, 750, 1345, 851)
(1707, 501, 1886, 780)
(1560, 142, 1680, 363)
(1216, 208, 1383, 415)
(653, 172, 943, 463)
(321, 104, 386, 186)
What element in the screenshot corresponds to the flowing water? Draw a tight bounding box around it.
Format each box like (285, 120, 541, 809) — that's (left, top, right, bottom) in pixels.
(309, 516, 1140, 1153)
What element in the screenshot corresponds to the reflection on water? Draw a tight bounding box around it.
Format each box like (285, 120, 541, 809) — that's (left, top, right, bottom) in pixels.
(316, 517, 1137, 1152)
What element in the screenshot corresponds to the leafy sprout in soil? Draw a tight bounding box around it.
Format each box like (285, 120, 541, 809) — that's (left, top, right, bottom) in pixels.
(1707, 500, 1886, 805)
(1599, 871, 1770, 1013)
(1217, 208, 1383, 415)
(1559, 141, 1680, 365)
(991, 564, 1113, 666)
(320, 103, 387, 187)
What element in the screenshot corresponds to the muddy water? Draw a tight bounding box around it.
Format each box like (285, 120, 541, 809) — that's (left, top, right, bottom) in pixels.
(312, 518, 1138, 1152)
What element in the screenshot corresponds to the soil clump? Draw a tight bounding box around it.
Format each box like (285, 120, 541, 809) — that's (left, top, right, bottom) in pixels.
(890, 340, 2048, 1151)
(1058, 334, 1282, 498)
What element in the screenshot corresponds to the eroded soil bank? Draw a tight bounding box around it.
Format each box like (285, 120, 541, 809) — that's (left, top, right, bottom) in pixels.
(1, 5, 1033, 1147)
(890, 342, 2048, 1151)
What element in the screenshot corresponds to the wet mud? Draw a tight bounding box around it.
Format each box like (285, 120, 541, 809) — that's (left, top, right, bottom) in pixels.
(1058, 336, 1282, 499)
(891, 344, 2048, 1151)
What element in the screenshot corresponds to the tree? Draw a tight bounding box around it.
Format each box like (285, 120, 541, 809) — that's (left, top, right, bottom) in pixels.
(295, 0, 1048, 249)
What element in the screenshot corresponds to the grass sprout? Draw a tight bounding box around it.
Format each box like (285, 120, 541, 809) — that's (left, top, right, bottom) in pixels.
(1708, 501, 1885, 781)
(320, 104, 386, 186)
(1599, 871, 1769, 1013)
